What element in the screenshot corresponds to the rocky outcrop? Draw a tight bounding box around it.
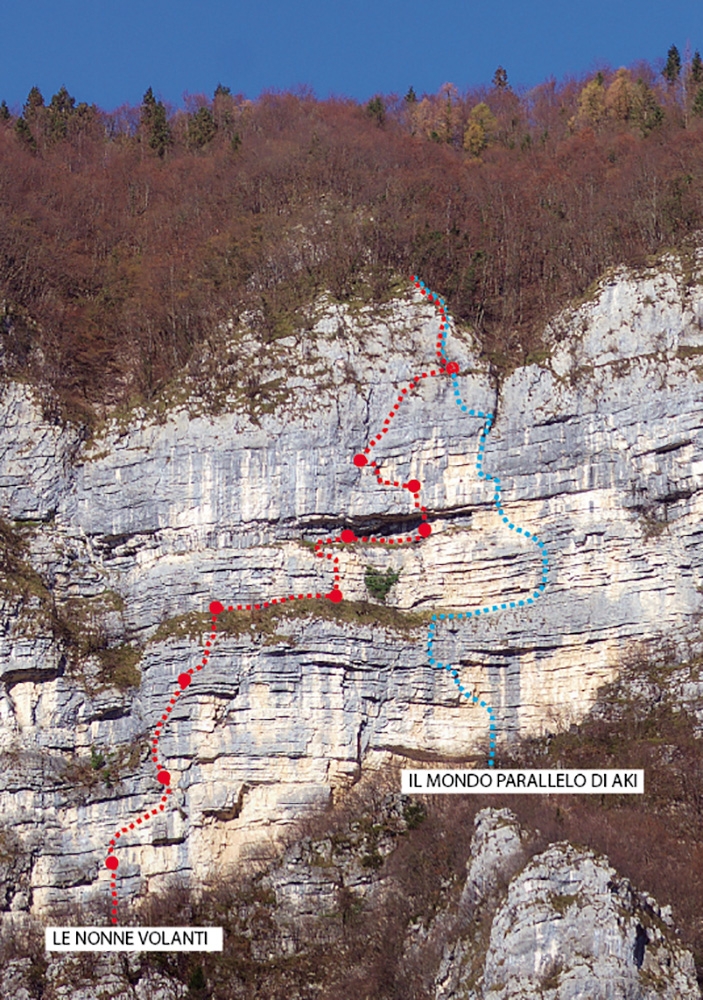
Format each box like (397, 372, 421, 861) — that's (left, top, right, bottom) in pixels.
(0, 952, 188, 1000)
(1, 256, 703, 918)
(434, 808, 700, 1000)
(1, 804, 696, 999)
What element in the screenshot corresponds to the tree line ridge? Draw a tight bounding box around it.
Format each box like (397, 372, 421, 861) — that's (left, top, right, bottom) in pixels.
(1, 46, 703, 422)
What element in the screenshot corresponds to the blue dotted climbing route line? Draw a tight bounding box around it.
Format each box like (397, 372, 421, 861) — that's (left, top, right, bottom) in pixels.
(413, 277, 551, 767)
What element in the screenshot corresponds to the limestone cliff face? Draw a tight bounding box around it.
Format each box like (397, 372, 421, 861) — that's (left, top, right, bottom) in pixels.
(432, 808, 700, 999)
(1, 256, 703, 916)
(3, 805, 697, 999)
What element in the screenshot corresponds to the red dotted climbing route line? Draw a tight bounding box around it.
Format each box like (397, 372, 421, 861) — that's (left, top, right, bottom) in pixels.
(103, 275, 455, 924)
(349, 274, 460, 542)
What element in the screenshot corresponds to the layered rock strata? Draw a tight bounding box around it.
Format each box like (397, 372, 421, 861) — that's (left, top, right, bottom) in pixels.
(0, 257, 702, 913)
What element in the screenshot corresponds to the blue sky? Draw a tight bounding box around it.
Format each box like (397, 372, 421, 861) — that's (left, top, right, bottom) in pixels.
(1, 0, 702, 111)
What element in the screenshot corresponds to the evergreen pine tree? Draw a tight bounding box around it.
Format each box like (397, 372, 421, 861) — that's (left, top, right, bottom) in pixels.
(692, 86, 703, 117)
(23, 86, 44, 121)
(691, 51, 703, 85)
(141, 87, 172, 157)
(48, 85, 76, 140)
(663, 44, 682, 84)
(187, 106, 217, 149)
(140, 86, 157, 135)
(492, 66, 509, 89)
(404, 86, 417, 103)
(0, 101, 10, 121)
(73, 101, 97, 132)
(23, 87, 46, 139)
(214, 83, 231, 97)
(149, 102, 171, 156)
(141, 87, 156, 114)
(633, 79, 665, 134)
(14, 116, 36, 150)
(366, 96, 385, 126)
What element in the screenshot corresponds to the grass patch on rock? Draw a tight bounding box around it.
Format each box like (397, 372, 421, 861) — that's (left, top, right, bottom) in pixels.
(150, 599, 430, 649)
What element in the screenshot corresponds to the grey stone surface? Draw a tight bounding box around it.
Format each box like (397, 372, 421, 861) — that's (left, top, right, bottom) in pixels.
(460, 806, 527, 910)
(480, 840, 699, 999)
(0, 258, 703, 925)
(43, 954, 189, 999)
(0, 806, 698, 998)
(434, 808, 700, 1000)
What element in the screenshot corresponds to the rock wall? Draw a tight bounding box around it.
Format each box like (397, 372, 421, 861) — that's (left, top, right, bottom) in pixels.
(1, 256, 703, 916)
(4, 806, 697, 999)
(433, 808, 700, 999)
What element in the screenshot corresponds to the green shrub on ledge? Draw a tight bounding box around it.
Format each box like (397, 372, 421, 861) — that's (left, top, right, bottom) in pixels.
(364, 565, 400, 604)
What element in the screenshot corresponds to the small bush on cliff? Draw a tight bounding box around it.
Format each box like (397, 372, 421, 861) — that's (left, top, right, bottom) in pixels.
(364, 565, 400, 603)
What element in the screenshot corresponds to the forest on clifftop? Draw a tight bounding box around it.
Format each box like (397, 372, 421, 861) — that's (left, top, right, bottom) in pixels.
(1, 48, 703, 420)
